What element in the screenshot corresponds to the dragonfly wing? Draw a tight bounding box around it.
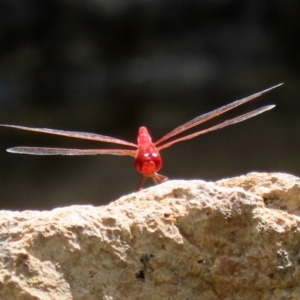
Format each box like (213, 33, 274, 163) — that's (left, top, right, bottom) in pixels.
(155, 83, 283, 146)
(0, 124, 137, 148)
(158, 105, 275, 151)
(7, 147, 137, 157)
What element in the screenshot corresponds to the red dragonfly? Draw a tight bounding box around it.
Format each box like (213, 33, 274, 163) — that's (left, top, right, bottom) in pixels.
(0, 83, 282, 190)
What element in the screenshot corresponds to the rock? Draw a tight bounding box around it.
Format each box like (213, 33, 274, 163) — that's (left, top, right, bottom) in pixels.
(1, 172, 300, 299)
(216, 172, 300, 215)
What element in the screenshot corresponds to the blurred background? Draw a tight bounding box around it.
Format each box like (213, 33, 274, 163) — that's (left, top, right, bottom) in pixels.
(0, 0, 298, 210)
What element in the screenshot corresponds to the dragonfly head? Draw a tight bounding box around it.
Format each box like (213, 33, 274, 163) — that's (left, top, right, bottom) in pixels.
(135, 148, 162, 177)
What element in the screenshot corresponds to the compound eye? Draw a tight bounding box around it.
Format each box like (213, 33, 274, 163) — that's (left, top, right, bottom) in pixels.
(151, 153, 162, 170)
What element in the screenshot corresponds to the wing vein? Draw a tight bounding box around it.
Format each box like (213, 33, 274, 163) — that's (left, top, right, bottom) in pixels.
(0, 125, 137, 148)
(7, 147, 137, 157)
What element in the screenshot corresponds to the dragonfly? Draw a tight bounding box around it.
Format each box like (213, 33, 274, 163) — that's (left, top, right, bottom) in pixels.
(0, 83, 282, 191)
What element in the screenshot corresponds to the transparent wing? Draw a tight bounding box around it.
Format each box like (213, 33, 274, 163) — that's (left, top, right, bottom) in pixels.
(157, 105, 274, 151)
(155, 83, 282, 147)
(7, 147, 137, 157)
(0, 124, 137, 148)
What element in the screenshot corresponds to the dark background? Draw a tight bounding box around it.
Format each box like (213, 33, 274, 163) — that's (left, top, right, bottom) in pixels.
(0, 0, 298, 210)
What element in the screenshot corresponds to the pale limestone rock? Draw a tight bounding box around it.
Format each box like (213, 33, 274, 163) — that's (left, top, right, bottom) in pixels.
(1, 172, 300, 300)
(216, 172, 300, 215)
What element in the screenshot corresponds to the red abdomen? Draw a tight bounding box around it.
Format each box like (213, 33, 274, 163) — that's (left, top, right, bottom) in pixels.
(135, 127, 162, 177)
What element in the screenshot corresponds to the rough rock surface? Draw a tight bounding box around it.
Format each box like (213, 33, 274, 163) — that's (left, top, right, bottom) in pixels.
(1, 172, 300, 300)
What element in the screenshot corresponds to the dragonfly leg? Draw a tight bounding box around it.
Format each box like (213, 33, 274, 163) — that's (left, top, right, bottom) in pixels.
(136, 173, 168, 191)
(136, 176, 147, 191)
(152, 173, 168, 185)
